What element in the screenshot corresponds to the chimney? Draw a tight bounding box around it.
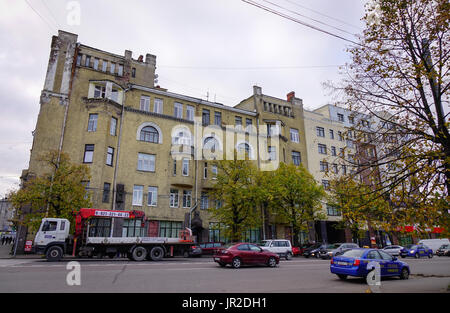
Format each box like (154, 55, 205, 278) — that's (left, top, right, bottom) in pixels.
(287, 91, 295, 103)
(253, 85, 262, 96)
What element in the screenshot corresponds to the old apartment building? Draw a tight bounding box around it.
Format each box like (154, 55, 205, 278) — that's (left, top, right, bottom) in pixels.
(20, 30, 389, 249)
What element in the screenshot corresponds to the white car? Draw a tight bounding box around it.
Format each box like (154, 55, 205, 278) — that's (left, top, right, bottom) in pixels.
(260, 239, 293, 260)
(381, 245, 404, 256)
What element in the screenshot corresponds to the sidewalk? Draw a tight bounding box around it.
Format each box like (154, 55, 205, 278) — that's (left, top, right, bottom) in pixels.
(0, 243, 42, 259)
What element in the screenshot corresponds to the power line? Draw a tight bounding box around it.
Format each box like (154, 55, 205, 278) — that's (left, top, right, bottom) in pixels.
(40, 0, 60, 30)
(282, 0, 362, 30)
(261, 0, 358, 37)
(24, 0, 58, 33)
(241, 0, 362, 46)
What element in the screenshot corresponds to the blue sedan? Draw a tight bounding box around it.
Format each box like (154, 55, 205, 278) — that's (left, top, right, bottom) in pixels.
(330, 248, 410, 280)
(400, 244, 433, 258)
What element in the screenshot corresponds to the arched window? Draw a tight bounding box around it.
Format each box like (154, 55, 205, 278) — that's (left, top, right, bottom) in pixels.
(237, 143, 250, 155)
(172, 129, 192, 146)
(140, 126, 159, 143)
(204, 137, 219, 152)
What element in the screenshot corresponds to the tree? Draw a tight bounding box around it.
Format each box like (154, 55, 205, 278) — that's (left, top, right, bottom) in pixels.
(269, 163, 326, 246)
(326, 0, 449, 235)
(207, 159, 262, 242)
(8, 151, 92, 233)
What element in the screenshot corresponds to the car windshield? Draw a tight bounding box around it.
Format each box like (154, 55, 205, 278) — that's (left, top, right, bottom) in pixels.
(410, 245, 418, 249)
(326, 244, 338, 249)
(404, 244, 413, 249)
(439, 244, 449, 249)
(340, 249, 365, 258)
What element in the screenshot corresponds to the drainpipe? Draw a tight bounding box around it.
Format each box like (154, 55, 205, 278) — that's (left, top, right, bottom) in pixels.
(110, 85, 130, 237)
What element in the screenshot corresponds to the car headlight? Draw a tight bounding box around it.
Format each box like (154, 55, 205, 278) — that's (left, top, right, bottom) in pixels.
(327, 252, 332, 255)
(410, 250, 415, 253)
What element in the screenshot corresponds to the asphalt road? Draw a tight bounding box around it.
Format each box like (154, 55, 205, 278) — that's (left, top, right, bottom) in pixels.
(0, 255, 449, 293)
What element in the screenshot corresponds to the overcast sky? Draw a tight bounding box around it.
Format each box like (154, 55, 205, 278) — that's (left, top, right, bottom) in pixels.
(0, 0, 367, 197)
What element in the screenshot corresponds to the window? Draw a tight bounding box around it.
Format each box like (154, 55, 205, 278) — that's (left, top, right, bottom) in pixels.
(237, 143, 251, 158)
(316, 127, 325, 137)
(366, 250, 381, 260)
(342, 164, 347, 175)
(337, 113, 344, 122)
(186, 105, 194, 121)
(322, 180, 330, 190)
(93, 58, 99, 70)
(212, 165, 218, 179)
(174, 102, 183, 118)
(83, 144, 94, 163)
(318, 144, 327, 154)
(329, 129, 334, 139)
(102, 182, 111, 203)
(331, 146, 337, 156)
(349, 116, 354, 124)
(102, 60, 107, 72)
(42, 221, 57, 232)
(183, 190, 192, 208)
(338, 131, 344, 141)
(200, 191, 209, 209)
(320, 161, 328, 172)
(148, 186, 158, 206)
(159, 221, 182, 238)
(290, 129, 299, 143)
(118, 64, 123, 76)
(133, 185, 144, 206)
(246, 118, 253, 132)
(173, 159, 177, 176)
(202, 109, 210, 125)
(332, 164, 339, 174)
(182, 158, 189, 176)
(110, 117, 117, 136)
(140, 126, 159, 143)
(235, 116, 242, 130)
(154, 98, 163, 114)
(268, 146, 276, 161)
(214, 112, 222, 125)
(94, 85, 106, 98)
(111, 89, 119, 102)
(140, 96, 150, 112)
(267, 124, 277, 137)
(122, 219, 145, 237)
(172, 130, 192, 146)
(110, 62, 115, 74)
(87, 114, 98, 132)
(106, 147, 114, 166)
(76, 54, 82, 66)
(131, 67, 136, 78)
(85, 55, 91, 67)
(203, 137, 219, 152)
(170, 189, 179, 207)
(203, 162, 208, 179)
(292, 151, 301, 166)
(137, 153, 155, 172)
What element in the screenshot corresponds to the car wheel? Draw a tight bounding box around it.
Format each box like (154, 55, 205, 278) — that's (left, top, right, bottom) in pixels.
(232, 257, 242, 269)
(315, 253, 320, 259)
(46, 246, 63, 262)
(285, 252, 292, 260)
(415, 253, 419, 259)
(268, 257, 277, 268)
(183, 251, 189, 258)
(428, 253, 433, 258)
(337, 274, 347, 280)
(400, 267, 409, 280)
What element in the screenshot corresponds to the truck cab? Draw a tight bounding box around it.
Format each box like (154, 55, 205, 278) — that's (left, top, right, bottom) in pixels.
(34, 218, 70, 260)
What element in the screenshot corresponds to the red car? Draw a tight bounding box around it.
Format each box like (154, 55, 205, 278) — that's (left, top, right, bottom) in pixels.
(213, 243, 280, 268)
(292, 246, 301, 256)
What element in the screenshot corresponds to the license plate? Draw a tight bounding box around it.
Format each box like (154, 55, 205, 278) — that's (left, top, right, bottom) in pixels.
(337, 262, 348, 266)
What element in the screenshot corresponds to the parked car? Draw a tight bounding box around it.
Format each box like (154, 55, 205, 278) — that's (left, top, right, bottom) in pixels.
(381, 245, 404, 256)
(436, 244, 450, 257)
(187, 245, 202, 257)
(198, 242, 225, 255)
(303, 243, 328, 258)
(320, 243, 360, 259)
(400, 244, 433, 258)
(213, 243, 280, 268)
(292, 246, 301, 256)
(260, 239, 293, 260)
(417, 238, 450, 254)
(330, 248, 410, 280)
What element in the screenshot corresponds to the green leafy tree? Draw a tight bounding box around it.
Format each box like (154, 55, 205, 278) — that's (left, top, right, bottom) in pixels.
(208, 159, 262, 242)
(8, 151, 92, 233)
(269, 163, 326, 246)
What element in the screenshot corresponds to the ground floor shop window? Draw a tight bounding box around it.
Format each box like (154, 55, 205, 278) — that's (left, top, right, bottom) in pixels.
(242, 228, 261, 243)
(159, 221, 182, 238)
(122, 219, 145, 237)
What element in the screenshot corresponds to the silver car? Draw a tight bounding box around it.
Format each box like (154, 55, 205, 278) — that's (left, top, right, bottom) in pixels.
(382, 245, 404, 256)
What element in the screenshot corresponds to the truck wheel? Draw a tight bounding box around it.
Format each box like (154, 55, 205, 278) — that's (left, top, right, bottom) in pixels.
(150, 246, 164, 261)
(46, 246, 63, 262)
(285, 252, 292, 260)
(132, 246, 147, 262)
